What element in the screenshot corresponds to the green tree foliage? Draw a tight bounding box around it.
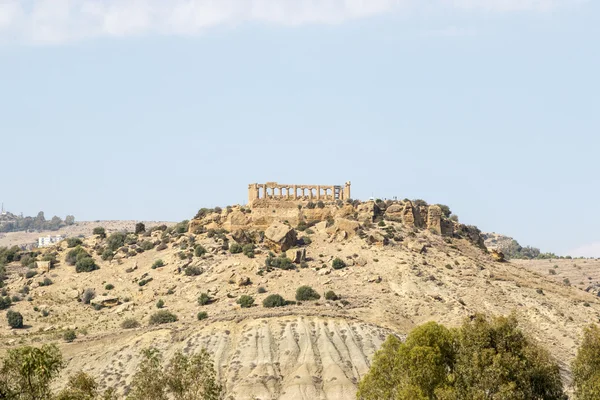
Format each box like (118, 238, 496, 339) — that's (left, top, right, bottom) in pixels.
(65, 215, 75, 226)
(229, 243, 243, 254)
(135, 222, 146, 234)
(194, 245, 207, 257)
(0, 295, 12, 309)
(358, 314, 566, 400)
(66, 238, 83, 248)
(572, 324, 600, 400)
(332, 257, 346, 270)
(106, 232, 126, 252)
(0, 344, 64, 400)
(295, 285, 321, 301)
(265, 255, 294, 270)
(127, 348, 222, 400)
(198, 293, 211, 306)
(75, 257, 98, 273)
(54, 371, 106, 400)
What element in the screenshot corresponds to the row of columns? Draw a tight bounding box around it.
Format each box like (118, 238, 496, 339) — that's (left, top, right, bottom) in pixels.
(248, 183, 341, 202)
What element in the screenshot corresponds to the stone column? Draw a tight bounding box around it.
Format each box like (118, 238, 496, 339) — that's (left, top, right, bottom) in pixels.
(293, 185, 297, 199)
(317, 185, 321, 200)
(344, 181, 351, 200)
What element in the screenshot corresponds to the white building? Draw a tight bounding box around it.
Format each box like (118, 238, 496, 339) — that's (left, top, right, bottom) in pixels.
(38, 235, 64, 248)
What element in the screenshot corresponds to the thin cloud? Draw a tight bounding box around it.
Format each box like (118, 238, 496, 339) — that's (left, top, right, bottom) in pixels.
(0, 0, 585, 44)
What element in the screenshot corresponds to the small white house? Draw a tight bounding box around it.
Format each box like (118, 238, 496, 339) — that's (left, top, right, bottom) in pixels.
(38, 235, 64, 248)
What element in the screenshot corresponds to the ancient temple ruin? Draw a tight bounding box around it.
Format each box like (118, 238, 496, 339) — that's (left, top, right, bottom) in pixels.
(248, 182, 351, 203)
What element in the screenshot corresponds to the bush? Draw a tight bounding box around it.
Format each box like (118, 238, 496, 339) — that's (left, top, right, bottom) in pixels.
(66, 246, 90, 266)
(300, 236, 312, 246)
(265, 255, 294, 270)
(101, 249, 114, 261)
(317, 200, 325, 209)
(39, 277, 53, 287)
(135, 222, 146, 234)
(152, 259, 165, 269)
(93, 226, 106, 238)
(242, 244, 255, 258)
(229, 243, 243, 254)
(63, 329, 76, 342)
(572, 324, 600, 400)
(306, 202, 316, 209)
(197, 311, 208, 320)
(296, 286, 321, 301)
(198, 293, 211, 305)
(263, 294, 286, 308)
(194, 245, 207, 257)
(257, 286, 267, 294)
(66, 237, 82, 248)
(184, 266, 203, 276)
(106, 232, 126, 252)
(156, 299, 165, 309)
(25, 270, 37, 279)
(75, 257, 98, 273)
(105, 283, 114, 290)
(81, 288, 95, 304)
(138, 278, 153, 287)
(332, 258, 346, 270)
(7, 310, 23, 329)
(237, 295, 255, 308)
(140, 240, 155, 251)
(325, 290, 339, 301)
(0, 296, 11, 310)
(121, 318, 140, 329)
(149, 310, 178, 325)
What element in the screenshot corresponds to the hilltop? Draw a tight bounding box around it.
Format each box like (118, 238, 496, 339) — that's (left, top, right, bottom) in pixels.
(0, 199, 598, 399)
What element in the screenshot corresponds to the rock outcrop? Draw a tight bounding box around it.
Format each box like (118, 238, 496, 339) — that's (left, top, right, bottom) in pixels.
(264, 222, 297, 252)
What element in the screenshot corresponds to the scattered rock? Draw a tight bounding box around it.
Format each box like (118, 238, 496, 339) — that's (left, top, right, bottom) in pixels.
(286, 248, 307, 263)
(264, 221, 297, 252)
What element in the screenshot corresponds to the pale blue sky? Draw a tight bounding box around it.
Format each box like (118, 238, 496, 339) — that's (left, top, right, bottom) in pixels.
(0, 1, 598, 256)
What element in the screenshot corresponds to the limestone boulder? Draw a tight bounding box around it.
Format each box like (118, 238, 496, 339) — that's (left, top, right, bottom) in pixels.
(90, 295, 120, 308)
(335, 204, 355, 219)
(326, 218, 361, 240)
(401, 202, 416, 227)
(286, 248, 307, 264)
(237, 276, 251, 287)
(366, 231, 388, 246)
(36, 261, 51, 273)
(427, 205, 443, 234)
(384, 204, 403, 222)
(224, 210, 251, 231)
(356, 202, 376, 223)
(232, 229, 253, 244)
(264, 222, 297, 252)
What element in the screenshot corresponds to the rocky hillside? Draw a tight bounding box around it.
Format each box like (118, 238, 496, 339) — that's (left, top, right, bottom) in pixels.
(1, 200, 598, 399)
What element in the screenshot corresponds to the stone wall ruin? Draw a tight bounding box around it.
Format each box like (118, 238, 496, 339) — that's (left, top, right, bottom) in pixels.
(248, 181, 351, 204)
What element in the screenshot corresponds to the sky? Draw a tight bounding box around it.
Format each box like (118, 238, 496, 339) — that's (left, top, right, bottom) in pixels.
(0, 0, 598, 256)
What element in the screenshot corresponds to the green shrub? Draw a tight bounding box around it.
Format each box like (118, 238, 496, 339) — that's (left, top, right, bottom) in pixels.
(306, 202, 316, 209)
(332, 258, 346, 270)
(257, 286, 267, 294)
(67, 237, 82, 248)
(184, 266, 203, 276)
(140, 240, 155, 251)
(242, 244, 255, 258)
(296, 286, 321, 301)
(106, 232, 126, 252)
(135, 222, 146, 234)
(194, 245, 207, 257)
(81, 288, 95, 304)
(104, 283, 114, 290)
(93, 227, 106, 238)
(138, 278, 153, 287)
(237, 295, 255, 308)
(121, 318, 140, 329)
(317, 200, 325, 209)
(265, 255, 294, 270)
(75, 257, 98, 273)
(300, 236, 312, 245)
(149, 310, 178, 325)
(325, 291, 339, 301)
(0, 296, 12, 310)
(66, 246, 89, 266)
(25, 270, 37, 279)
(63, 329, 76, 342)
(39, 277, 53, 287)
(152, 259, 165, 269)
(197, 311, 208, 320)
(229, 243, 243, 254)
(7, 310, 23, 329)
(101, 249, 114, 261)
(198, 293, 211, 305)
(156, 243, 168, 251)
(156, 299, 165, 309)
(263, 294, 286, 308)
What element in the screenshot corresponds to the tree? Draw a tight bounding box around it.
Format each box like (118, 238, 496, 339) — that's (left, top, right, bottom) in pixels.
(237, 295, 254, 308)
(572, 324, 600, 400)
(7, 310, 23, 329)
(357, 315, 566, 400)
(135, 222, 146, 234)
(127, 348, 222, 400)
(127, 348, 168, 400)
(65, 215, 75, 226)
(263, 294, 286, 308)
(0, 344, 64, 400)
(54, 371, 98, 400)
